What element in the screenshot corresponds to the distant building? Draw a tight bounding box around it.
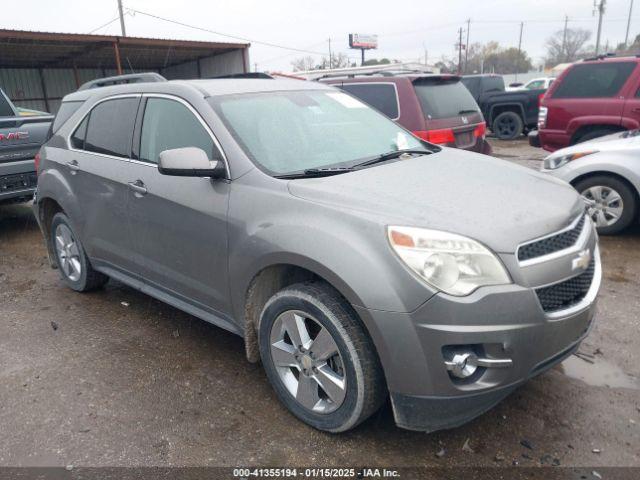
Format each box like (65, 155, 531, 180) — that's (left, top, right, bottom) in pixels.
(279, 62, 440, 81)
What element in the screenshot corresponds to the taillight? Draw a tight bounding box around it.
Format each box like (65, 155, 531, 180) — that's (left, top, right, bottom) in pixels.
(34, 152, 41, 173)
(538, 93, 545, 107)
(414, 128, 456, 144)
(538, 106, 548, 129)
(473, 122, 486, 138)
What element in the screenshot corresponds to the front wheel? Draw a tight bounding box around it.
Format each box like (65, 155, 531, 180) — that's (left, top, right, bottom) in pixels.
(575, 175, 637, 235)
(259, 282, 386, 432)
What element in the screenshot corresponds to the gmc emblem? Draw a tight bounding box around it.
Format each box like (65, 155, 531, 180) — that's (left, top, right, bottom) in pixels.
(0, 131, 29, 141)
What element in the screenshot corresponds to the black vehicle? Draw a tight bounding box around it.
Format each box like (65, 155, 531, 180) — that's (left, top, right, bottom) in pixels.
(462, 74, 546, 140)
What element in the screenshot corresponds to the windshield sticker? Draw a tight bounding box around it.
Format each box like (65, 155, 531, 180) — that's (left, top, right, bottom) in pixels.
(326, 92, 367, 109)
(395, 132, 409, 150)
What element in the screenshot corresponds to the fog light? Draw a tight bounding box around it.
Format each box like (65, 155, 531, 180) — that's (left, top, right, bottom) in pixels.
(444, 351, 513, 379)
(446, 352, 479, 379)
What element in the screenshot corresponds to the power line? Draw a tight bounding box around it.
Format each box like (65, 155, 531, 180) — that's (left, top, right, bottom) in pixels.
(87, 14, 122, 34)
(127, 7, 327, 56)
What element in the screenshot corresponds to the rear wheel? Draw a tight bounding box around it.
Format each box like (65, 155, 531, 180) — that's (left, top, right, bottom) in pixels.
(575, 175, 637, 235)
(492, 111, 524, 140)
(50, 212, 108, 291)
(259, 282, 386, 432)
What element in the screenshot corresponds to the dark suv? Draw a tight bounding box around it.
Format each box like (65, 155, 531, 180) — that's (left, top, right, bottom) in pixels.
(321, 73, 490, 154)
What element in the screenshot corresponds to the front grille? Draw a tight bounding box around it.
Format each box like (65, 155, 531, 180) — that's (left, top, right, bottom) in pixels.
(518, 215, 586, 262)
(0, 172, 37, 194)
(535, 258, 595, 313)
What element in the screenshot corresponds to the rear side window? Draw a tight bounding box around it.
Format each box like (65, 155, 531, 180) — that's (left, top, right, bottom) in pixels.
(553, 62, 636, 98)
(52, 101, 83, 133)
(139, 97, 215, 163)
(339, 83, 399, 119)
(413, 79, 480, 119)
(83, 97, 139, 158)
(483, 76, 504, 93)
(0, 91, 14, 117)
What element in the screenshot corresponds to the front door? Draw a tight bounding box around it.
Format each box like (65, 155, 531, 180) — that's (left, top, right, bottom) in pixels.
(125, 95, 231, 316)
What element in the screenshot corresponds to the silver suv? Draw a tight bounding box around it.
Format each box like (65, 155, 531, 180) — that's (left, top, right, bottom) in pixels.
(33, 77, 601, 433)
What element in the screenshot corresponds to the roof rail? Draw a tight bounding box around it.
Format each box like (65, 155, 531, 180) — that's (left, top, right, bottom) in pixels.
(210, 72, 274, 79)
(314, 68, 433, 81)
(582, 52, 632, 61)
(78, 72, 167, 91)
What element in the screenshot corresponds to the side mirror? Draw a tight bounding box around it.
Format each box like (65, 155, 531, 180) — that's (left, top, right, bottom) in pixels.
(157, 147, 225, 178)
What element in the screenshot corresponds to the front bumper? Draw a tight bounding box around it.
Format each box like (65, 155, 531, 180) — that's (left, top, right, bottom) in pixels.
(354, 233, 600, 431)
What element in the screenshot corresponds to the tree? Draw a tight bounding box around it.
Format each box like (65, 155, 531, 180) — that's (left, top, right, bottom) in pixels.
(362, 58, 392, 66)
(545, 28, 591, 66)
(460, 41, 531, 74)
(319, 52, 350, 69)
(291, 56, 316, 72)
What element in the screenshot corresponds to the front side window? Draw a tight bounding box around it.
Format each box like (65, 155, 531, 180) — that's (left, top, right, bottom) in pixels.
(339, 83, 399, 119)
(83, 97, 139, 157)
(210, 90, 424, 176)
(525, 80, 544, 90)
(553, 62, 636, 98)
(140, 98, 216, 163)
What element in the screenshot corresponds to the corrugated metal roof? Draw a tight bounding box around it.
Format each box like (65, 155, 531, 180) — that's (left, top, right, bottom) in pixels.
(0, 29, 249, 69)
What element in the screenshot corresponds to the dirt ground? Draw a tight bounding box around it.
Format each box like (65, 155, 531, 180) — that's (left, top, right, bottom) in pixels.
(0, 138, 638, 469)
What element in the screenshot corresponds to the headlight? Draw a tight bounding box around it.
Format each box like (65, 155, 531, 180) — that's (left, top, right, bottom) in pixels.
(543, 151, 598, 170)
(388, 226, 511, 296)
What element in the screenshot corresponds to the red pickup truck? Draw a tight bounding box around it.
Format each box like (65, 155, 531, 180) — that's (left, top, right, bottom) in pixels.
(531, 55, 640, 151)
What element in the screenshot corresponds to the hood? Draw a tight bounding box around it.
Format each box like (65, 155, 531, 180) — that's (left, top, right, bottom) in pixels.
(288, 148, 583, 253)
(548, 130, 640, 158)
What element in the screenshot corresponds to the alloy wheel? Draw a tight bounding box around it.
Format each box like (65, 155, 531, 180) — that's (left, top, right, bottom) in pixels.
(581, 185, 624, 227)
(54, 223, 82, 282)
(269, 310, 346, 413)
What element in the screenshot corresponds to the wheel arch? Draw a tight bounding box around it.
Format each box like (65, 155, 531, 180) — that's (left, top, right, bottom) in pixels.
(569, 124, 625, 145)
(570, 170, 640, 209)
(241, 260, 376, 365)
(488, 103, 525, 125)
(36, 196, 65, 268)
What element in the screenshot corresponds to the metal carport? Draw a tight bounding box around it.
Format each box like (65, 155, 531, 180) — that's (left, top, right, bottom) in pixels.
(0, 29, 250, 113)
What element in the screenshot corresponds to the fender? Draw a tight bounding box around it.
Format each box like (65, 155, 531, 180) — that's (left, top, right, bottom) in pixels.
(566, 115, 623, 137)
(488, 102, 525, 125)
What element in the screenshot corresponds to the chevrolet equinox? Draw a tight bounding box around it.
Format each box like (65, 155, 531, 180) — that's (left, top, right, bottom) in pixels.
(33, 77, 601, 432)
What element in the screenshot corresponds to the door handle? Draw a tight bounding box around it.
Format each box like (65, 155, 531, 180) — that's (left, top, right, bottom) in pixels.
(128, 180, 148, 196)
(66, 160, 80, 175)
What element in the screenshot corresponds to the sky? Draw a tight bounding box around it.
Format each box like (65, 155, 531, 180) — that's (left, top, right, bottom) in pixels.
(3, 0, 639, 72)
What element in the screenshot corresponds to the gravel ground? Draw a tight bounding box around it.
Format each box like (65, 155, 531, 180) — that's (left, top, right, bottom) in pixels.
(0, 138, 638, 469)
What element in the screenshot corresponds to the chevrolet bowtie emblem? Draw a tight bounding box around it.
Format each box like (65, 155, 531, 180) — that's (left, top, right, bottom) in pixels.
(572, 249, 592, 271)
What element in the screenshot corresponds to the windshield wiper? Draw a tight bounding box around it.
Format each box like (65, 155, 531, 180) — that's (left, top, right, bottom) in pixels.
(274, 167, 354, 179)
(353, 149, 432, 169)
(458, 109, 479, 114)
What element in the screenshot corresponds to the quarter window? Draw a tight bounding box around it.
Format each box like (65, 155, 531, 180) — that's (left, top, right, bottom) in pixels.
(70, 115, 88, 149)
(339, 83, 399, 119)
(83, 97, 139, 158)
(139, 97, 216, 164)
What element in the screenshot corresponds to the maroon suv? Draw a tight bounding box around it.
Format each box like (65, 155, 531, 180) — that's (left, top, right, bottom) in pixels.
(532, 55, 640, 151)
(321, 73, 490, 153)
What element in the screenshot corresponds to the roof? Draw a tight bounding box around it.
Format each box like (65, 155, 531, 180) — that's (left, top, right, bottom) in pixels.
(63, 78, 333, 102)
(0, 29, 249, 69)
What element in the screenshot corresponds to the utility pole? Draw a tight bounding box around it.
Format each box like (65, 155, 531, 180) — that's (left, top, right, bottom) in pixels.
(561, 15, 569, 62)
(117, 0, 127, 36)
(464, 19, 471, 74)
(594, 0, 606, 55)
(625, 0, 634, 48)
(515, 22, 523, 82)
(457, 27, 464, 74)
(328, 38, 333, 69)
(254, 62, 258, 72)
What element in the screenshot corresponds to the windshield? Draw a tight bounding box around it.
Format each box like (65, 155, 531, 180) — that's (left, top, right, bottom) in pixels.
(209, 90, 424, 175)
(413, 79, 480, 119)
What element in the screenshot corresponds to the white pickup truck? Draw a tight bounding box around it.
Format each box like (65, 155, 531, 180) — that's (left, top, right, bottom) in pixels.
(0, 88, 53, 204)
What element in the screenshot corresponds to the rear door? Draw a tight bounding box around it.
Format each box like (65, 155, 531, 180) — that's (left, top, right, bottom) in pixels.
(125, 94, 231, 316)
(65, 95, 140, 275)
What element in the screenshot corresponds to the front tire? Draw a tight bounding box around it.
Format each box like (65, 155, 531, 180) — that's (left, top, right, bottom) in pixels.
(259, 282, 386, 432)
(575, 175, 637, 235)
(50, 212, 108, 291)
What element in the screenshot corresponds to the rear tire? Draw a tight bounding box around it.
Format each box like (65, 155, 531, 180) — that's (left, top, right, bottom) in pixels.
(50, 212, 108, 291)
(259, 281, 386, 432)
(574, 175, 637, 235)
(492, 111, 524, 140)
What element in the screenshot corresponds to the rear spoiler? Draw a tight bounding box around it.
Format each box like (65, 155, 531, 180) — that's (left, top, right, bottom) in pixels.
(78, 72, 167, 91)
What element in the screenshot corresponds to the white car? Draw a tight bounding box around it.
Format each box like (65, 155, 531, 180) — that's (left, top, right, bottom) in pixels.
(542, 130, 640, 234)
(507, 77, 555, 91)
